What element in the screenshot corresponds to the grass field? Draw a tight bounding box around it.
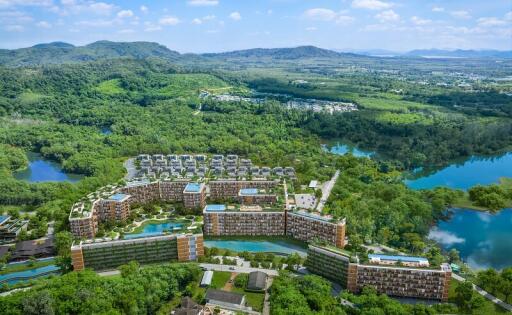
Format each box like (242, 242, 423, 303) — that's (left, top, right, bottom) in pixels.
(158, 74, 231, 98)
(356, 96, 435, 111)
(17, 91, 45, 105)
(376, 112, 434, 125)
(210, 271, 232, 289)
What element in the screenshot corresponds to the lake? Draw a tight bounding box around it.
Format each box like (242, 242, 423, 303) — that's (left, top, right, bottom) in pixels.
(429, 208, 512, 270)
(204, 239, 307, 256)
(323, 142, 374, 158)
(14, 152, 83, 183)
(124, 221, 184, 239)
(405, 152, 512, 190)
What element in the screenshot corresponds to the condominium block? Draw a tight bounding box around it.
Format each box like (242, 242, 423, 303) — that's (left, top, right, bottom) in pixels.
(71, 233, 204, 271)
(159, 179, 189, 202)
(305, 245, 451, 301)
(238, 188, 277, 205)
(209, 180, 278, 199)
(203, 205, 285, 236)
(69, 202, 98, 239)
(286, 211, 346, 248)
(183, 183, 206, 209)
(95, 193, 131, 222)
(119, 179, 160, 204)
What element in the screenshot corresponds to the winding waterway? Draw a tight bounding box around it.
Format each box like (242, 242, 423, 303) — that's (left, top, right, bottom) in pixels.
(328, 144, 512, 269)
(14, 152, 83, 183)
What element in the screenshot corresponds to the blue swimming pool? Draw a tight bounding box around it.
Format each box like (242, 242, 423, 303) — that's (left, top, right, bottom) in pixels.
(124, 221, 184, 239)
(204, 239, 307, 256)
(0, 264, 60, 285)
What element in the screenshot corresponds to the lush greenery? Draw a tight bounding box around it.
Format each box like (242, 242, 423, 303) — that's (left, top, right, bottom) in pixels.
(0, 263, 200, 315)
(468, 184, 512, 211)
(475, 267, 512, 304)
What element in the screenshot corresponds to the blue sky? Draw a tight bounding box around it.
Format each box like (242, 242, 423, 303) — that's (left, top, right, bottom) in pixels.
(0, 0, 511, 52)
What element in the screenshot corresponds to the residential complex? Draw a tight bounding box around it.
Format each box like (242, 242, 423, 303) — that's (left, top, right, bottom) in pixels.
(203, 206, 346, 248)
(71, 233, 203, 271)
(305, 245, 452, 301)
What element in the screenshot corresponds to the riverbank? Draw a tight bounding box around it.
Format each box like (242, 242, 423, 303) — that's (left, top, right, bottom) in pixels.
(451, 178, 512, 212)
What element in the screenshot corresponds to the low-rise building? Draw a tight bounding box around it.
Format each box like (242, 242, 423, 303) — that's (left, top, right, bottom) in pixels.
(286, 211, 346, 248)
(0, 216, 28, 243)
(205, 289, 245, 310)
(71, 233, 203, 271)
(203, 205, 285, 236)
(247, 271, 267, 292)
(305, 244, 451, 301)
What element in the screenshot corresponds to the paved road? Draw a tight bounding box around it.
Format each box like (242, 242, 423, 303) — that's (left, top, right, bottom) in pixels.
(199, 263, 279, 276)
(452, 274, 512, 312)
(123, 158, 137, 180)
(317, 170, 340, 212)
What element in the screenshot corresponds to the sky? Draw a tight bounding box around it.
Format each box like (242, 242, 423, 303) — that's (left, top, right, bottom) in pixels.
(0, 0, 511, 53)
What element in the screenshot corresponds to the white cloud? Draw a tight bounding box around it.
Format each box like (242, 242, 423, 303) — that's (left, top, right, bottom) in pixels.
(88, 2, 115, 15)
(118, 28, 134, 34)
(305, 26, 317, 31)
(375, 9, 399, 22)
(428, 228, 465, 246)
(0, 10, 33, 23)
(477, 17, 507, 27)
(336, 15, 355, 24)
(36, 20, 51, 28)
(192, 15, 216, 25)
(0, 0, 52, 7)
(117, 10, 133, 18)
(267, 9, 273, 15)
(159, 15, 180, 25)
(303, 8, 354, 24)
(229, 11, 241, 21)
(450, 10, 471, 19)
(303, 8, 337, 21)
(144, 23, 162, 32)
(506, 11, 512, 21)
(192, 18, 202, 25)
(411, 16, 431, 25)
(140, 5, 148, 13)
(352, 0, 392, 10)
(187, 0, 218, 7)
(203, 15, 215, 21)
(432, 6, 444, 12)
(75, 19, 113, 27)
(4, 24, 24, 31)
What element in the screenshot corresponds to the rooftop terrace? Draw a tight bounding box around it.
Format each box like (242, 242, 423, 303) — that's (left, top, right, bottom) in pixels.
(108, 193, 130, 202)
(368, 254, 429, 264)
(204, 204, 226, 212)
(184, 182, 202, 193)
(239, 188, 259, 195)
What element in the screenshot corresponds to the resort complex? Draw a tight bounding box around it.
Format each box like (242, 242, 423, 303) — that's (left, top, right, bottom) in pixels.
(65, 153, 456, 303)
(305, 244, 452, 301)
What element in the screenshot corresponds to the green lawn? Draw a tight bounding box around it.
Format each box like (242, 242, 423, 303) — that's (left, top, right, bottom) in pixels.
(158, 74, 231, 98)
(448, 279, 509, 314)
(232, 287, 265, 312)
(210, 271, 232, 289)
(376, 112, 434, 125)
(17, 91, 45, 105)
(356, 96, 435, 111)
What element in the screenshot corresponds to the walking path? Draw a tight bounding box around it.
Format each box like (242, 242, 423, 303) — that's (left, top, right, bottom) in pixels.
(262, 277, 273, 315)
(452, 274, 512, 312)
(316, 170, 340, 212)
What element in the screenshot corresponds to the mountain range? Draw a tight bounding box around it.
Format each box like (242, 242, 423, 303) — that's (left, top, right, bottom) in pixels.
(0, 41, 511, 66)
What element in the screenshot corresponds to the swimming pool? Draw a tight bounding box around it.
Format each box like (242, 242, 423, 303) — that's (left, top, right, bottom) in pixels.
(124, 221, 184, 239)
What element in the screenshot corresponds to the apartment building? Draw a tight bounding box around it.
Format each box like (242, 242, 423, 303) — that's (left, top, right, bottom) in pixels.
(305, 245, 451, 301)
(203, 205, 285, 236)
(95, 193, 131, 222)
(159, 179, 189, 202)
(69, 201, 98, 239)
(238, 188, 277, 205)
(209, 180, 278, 199)
(183, 183, 207, 209)
(71, 233, 204, 271)
(119, 179, 160, 204)
(286, 211, 346, 248)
